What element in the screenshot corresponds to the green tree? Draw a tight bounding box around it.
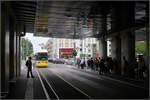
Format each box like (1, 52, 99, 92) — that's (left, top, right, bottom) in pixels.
(135, 41, 146, 55)
(21, 38, 33, 60)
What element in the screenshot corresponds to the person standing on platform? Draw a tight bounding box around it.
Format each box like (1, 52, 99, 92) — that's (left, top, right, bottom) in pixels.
(26, 57, 34, 78)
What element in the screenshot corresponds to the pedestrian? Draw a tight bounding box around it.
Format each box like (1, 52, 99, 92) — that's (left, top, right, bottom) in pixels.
(90, 58, 94, 71)
(109, 57, 114, 74)
(93, 58, 97, 71)
(99, 58, 105, 75)
(112, 58, 119, 75)
(138, 56, 146, 79)
(95, 58, 99, 71)
(26, 57, 34, 78)
(80, 58, 85, 69)
(77, 58, 81, 69)
(129, 58, 138, 78)
(104, 57, 110, 74)
(87, 58, 91, 69)
(122, 56, 129, 76)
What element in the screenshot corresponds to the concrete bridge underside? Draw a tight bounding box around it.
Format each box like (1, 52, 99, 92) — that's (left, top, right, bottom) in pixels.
(0, 1, 149, 98)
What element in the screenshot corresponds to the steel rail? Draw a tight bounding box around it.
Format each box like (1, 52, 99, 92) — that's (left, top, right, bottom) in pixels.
(48, 69, 94, 100)
(39, 69, 60, 100)
(36, 68, 51, 100)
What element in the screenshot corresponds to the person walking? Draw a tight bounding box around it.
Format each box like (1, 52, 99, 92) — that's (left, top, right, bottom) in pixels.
(95, 58, 99, 71)
(80, 58, 85, 69)
(90, 58, 94, 71)
(138, 56, 146, 79)
(112, 58, 119, 75)
(77, 58, 81, 69)
(87, 58, 91, 69)
(99, 58, 105, 75)
(26, 57, 34, 78)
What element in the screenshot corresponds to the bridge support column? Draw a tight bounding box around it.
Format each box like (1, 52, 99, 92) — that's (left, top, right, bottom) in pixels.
(99, 8, 107, 59)
(121, 31, 135, 75)
(146, 26, 149, 69)
(16, 36, 21, 76)
(1, 2, 10, 97)
(111, 2, 135, 76)
(111, 36, 121, 74)
(99, 38, 107, 59)
(9, 14, 17, 80)
(145, 3, 149, 69)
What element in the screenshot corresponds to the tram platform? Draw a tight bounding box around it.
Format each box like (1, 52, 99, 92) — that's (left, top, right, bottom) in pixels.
(66, 64, 149, 90)
(4, 61, 46, 99)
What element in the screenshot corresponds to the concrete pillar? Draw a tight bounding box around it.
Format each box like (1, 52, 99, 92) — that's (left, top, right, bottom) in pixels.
(16, 23, 21, 77)
(19, 37, 21, 76)
(121, 31, 135, 75)
(0, 1, 1, 92)
(9, 16, 15, 80)
(111, 3, 123, 75)
(9, 6, 17, 80)
(111, 2, 135, 75)
(111, 37, 121, 59)
(99, 38, 107, 59)
(145, 3, 149, 69)
(16, 36, 20, 76)
(99, 9, 107, 59)
(146, 26, 149, 68)
(1, 2, 10, 96)
(111, 36, 121, 74)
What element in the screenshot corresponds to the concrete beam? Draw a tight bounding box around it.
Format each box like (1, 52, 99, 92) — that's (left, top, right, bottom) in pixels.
(106, 23, 148, 40)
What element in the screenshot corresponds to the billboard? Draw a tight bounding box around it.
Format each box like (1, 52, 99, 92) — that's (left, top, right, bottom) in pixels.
(59, 48, 74, 58)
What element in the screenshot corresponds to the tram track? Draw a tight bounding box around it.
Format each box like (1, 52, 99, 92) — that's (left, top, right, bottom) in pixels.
(36, 68, 93, 99)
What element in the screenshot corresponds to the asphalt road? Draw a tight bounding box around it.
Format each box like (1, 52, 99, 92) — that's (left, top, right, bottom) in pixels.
(35, 63, 149, 99)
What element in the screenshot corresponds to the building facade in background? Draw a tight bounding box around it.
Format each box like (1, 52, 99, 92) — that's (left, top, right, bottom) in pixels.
(44, 38, 99, 59)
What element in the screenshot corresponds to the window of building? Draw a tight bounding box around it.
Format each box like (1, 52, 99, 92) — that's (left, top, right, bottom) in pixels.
(88, 49, 91, 53)
(80, 43, 82, 47)
(59, 43, 61, 47)
(70, 40, 73, 47)
(88, 38, 91, 43)
(88, 44, 90, 48)
(59, 39, 61, 43)
(62, 43, 64, 48)
(65, 43, 69, 47)
(64, 39, 68, 47)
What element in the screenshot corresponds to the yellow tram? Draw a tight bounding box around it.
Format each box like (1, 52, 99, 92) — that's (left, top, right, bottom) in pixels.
(35, 52, 48, 67)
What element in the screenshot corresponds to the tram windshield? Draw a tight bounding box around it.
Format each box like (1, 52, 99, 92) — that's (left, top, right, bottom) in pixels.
(36, 52, 48, 60)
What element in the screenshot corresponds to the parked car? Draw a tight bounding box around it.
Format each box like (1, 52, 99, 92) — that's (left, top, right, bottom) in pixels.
(65, 59, 74, 65)
(53, 58, 65, 64)
(48, 58, 53, 62)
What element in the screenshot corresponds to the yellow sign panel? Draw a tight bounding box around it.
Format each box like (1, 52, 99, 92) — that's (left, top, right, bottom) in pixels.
(62, 52, 72, 55)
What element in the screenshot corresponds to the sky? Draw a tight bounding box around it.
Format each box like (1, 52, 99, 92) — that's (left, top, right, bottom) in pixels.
(24, 33, 49, 54)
